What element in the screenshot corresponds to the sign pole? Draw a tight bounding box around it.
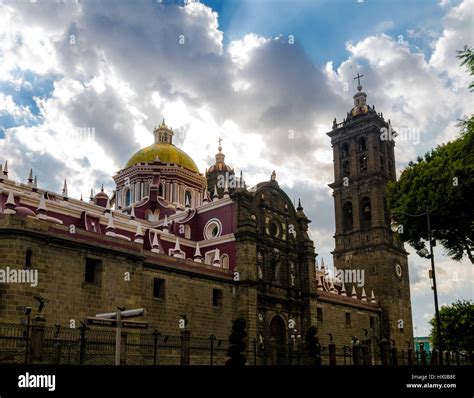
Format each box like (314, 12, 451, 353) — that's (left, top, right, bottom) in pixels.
(115, 311, 121, 366)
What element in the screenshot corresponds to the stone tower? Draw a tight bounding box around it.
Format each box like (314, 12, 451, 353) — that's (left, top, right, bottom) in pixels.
(327, 77, 413, 349)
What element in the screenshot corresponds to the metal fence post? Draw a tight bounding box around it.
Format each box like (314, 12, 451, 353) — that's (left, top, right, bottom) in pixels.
(24, 312, 31, 364)
(180, 329, 191, 365)
(352, 344, 362, 366)
(78, 322, 88, 365)
(152, 329, 161, 366)
(252, 338, 257, 366)
(362, 339, 371, 365)
(391, 346, 398, 366)
(328, 343, 336, 365)
(407, 348, 413, 366)
(209, 334, 215, 366)
(30, 316, 46, 363)
(380, 339, 390, 366)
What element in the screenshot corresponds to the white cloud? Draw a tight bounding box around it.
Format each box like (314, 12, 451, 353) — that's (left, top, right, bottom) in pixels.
(0, 0, 471, 291)
(0, 93, 34, 121)
(430, 0, 474, 89)
(228, 33, 268, 69)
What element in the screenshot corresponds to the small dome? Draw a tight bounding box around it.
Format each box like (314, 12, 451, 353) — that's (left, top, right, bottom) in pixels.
(95, 187, 109, 199)
(15, 206, 36, 217)
(125, 143, 199, 173)
(207, 139, 233, 173)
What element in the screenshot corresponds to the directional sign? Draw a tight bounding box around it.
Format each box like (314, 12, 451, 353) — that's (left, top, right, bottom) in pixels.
(95, 308, 146, 319)
(87, 317, 148, 329)
(87, 317, 115, 327)
(121, 320, 148, 329)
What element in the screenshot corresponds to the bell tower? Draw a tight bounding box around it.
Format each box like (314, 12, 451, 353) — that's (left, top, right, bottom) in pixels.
(327, 75, 413, 349)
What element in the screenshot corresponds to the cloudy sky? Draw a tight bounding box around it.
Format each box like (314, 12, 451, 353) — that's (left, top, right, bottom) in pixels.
(0, 0, 472, 336)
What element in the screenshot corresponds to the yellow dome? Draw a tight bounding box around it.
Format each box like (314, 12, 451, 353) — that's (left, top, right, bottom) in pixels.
(125, 143, 199, 173)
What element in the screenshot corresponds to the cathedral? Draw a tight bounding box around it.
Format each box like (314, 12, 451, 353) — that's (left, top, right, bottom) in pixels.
(0, 83, 413, 364)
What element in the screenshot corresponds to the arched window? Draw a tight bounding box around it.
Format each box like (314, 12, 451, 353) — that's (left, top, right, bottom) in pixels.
(341, 143, 349, 158)
(25, 248, 32, 268)
(221, 254, 229, 269)
(273, 259, 281, 282)
(358, 136, 367, 152)
(359, 154, 368, 172)
(380, 155, 385, 171)
(343, 201, 353, 231)
(342, 160, 350, 176)
(360, 197, 371, 229)
(159, 183, 165, 198)
(184, 190, 192, 207)
(125, 189, 131, 207)
(184, 224, 191, 239)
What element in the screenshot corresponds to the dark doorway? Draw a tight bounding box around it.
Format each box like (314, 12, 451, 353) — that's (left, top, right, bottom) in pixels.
(269, 316, 287, 365)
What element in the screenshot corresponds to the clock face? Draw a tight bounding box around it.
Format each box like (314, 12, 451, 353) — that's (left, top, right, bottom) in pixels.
(395, 263, 402, 278)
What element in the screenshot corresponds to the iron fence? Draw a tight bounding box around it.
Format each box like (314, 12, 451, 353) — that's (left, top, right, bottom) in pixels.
(0, 323, 471, 366)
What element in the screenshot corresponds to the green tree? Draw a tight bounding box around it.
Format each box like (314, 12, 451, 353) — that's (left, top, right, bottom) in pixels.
(304, 326, 322, 365)
(457, 46, 474, 92)
(387, 47, 474, 263)
(226, 317, 247, 366)
(429, 300, 474, 363)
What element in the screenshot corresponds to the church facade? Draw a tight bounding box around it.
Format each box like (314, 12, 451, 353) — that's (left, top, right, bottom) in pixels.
(0, 85, 413, 363)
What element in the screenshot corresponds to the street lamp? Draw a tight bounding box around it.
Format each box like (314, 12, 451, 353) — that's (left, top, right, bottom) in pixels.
(391, 208, 443, 365)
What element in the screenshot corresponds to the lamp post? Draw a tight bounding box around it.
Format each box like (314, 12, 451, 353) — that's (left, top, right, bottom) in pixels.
(24, 307, 32, 364)
(391, 208, 443, 365)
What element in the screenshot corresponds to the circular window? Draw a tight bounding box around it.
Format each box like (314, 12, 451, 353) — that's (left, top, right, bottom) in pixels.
(204, 219, 222, 240)
(269, 221, 280, 237)
(395, 263, 402, 278)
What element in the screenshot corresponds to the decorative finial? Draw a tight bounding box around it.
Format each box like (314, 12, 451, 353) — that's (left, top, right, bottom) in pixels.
(341, 282, 347, 296)
(217, 137, 223, 153)
(354, 73, 364, 91)
(361, 287, 367, 301)
(223, 179, 229, 198)
(297, 198, 303, 211)
(62, 180, 68, 198)
(27, 168, 33, 184)
(151, 233, 160, 253)
(193, 242, 203, 263)
(370, 290, 376, 303)
(351, 285, 357, 299)
(105, 213, 115, 235)
(271, 170, 276, 181)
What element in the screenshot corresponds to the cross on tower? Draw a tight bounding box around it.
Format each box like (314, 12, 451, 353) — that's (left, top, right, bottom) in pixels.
(218, 137, 223, 152)
(354, 73, 364, 90)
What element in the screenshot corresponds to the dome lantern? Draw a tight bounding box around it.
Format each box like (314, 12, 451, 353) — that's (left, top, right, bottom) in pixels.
(154, 118, 174, 145)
